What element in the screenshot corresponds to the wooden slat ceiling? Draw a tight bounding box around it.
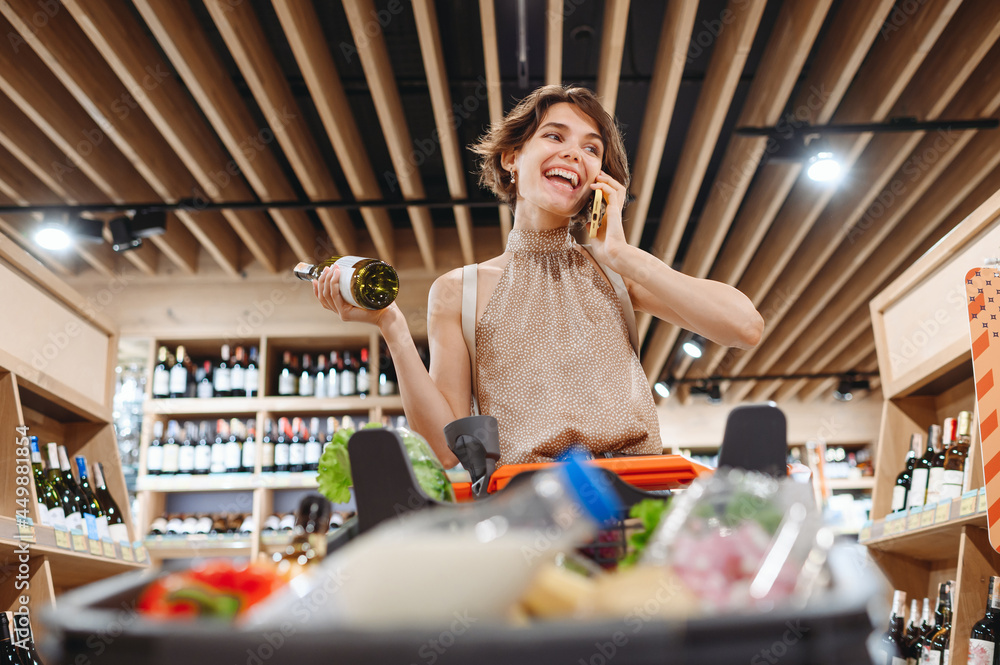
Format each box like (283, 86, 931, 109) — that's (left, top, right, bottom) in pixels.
(2, 0, 998, 406)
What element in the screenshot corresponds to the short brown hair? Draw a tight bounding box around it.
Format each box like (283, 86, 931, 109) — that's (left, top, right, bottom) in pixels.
(471, 85, 629, 223)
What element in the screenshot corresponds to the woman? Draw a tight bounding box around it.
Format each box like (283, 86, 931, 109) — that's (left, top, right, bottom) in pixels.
(314, 85, 763, 468)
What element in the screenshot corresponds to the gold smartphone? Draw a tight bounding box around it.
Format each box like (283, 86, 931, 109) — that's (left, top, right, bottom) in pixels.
(589, 189, 606, 238)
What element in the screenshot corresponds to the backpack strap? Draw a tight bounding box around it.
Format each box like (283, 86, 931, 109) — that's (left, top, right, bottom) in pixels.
(461, 264, 480, 416)
(578, 244, 640, 360)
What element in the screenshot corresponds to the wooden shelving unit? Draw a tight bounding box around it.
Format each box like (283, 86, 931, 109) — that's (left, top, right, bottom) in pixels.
(135, 332, 405, 562)
(864, 188, 1000, 665)
(0, 236, 147, 646)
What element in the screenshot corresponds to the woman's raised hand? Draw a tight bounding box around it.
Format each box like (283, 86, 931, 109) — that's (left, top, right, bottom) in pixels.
(312, 265, 392, 327)
(588, 170, 630, 265)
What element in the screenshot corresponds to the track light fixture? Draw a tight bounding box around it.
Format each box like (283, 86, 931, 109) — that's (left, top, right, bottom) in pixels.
(833, 375, 870, 402)
(690, 381, 722, 404)
(34, 215, 104, 250)
(108, 210, 167, 252)
(682, 335, 704, 359)
(654, 378, 674, 399)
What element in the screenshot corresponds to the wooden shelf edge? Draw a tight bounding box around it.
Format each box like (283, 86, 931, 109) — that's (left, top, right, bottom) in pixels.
(144, 394, 403, 415)
(137, 472, 319, 492)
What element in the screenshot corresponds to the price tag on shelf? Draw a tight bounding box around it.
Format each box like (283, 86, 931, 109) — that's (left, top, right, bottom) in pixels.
(88, 538, 102, 556)
(53, 526, 70, 549)
(935, 500, 952, 524)
(70, 529, 87, 552)
(858, 521, 872, 542)
(102, 538, 117, 559)
(16, 517, 35, 543)
(907, 507, 922, 531)
(960, 490, 979, 517)
(921, 505, 936, 528)
(885, 514, 905, 537)
(119, 541, 134, 562)
(980, 487, 989, 513)
(133, 542, 148, 563)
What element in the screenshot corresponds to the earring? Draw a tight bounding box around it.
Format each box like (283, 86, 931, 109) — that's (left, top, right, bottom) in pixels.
(510, 171, 516, 185)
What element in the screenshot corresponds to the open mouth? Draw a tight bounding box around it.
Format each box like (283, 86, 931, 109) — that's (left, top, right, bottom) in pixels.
(543, 167, 581, 192)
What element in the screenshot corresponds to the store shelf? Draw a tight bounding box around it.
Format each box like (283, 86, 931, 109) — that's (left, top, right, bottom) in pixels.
(860, 495, 988, 561)
(825, 477, 876, 491)
(143, 534, 251, 559)
(146, 397, 261, 415)
(0, 518, 147, 588)
(258, 472, 319, 489)
(136, 474, 258, 492)
(261, 394, 402, 413)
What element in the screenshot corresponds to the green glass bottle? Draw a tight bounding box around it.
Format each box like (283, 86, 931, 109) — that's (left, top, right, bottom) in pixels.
(28, 437, 60, 529)
(294, 256, 399, 310)
(75, 455, 110, 542)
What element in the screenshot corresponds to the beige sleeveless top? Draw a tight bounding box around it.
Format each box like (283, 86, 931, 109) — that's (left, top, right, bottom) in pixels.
(475, 227, 662, 466)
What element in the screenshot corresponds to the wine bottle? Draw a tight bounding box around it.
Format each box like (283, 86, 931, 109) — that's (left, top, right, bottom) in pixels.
(272, 494, 332, 577)
(12, 612, 43, 665)
(924, 582, 952, 665)
(230, 346, 245, 397)
(892, 444, 914, 513)
(274, 417, 291, 472)
(194, 421, 212, 475)
(357, 347, 370, 396)
(314, 354, 328, 399)
(210, 419, 228, 474)
(56, 445, 85, 533)
(177, 422, 196, 474)
(0, 613, 22, 665)
(879, 590, 907, 665)
(27, 437, 53, 528)
(911, 425, 939, 509)
(907, 597, 932, 665)
(299, 353, 315, 397)
(146, 420, 164, 475)
(328, 351, 341, 397)
(305, 417, 323, 472)
(904, 597, 920, 647)
(289, 417, 306, 473)
(196, 360, 214, 399)
(261, 418, 275, 474)
(170, 345, 188, 398)
(278, 512, 296, 532)
(149, 516, 168, 535)
(941, 412, 972, 501)
(245, 346, 259, 397)
(161, 420, 180, 474)
(929, 419, 955, 504)
(153, 345, 171, 398)
(226, 418, 243, 473)
(294, 256, 399, 310)
(379, 346, 397, 395)
(905, 432, 928, 509)
(340, 351, 357, 396)
(93, 462, 130, 545)
(165, 515, 184, 535)
(74, 455, 109, 542)
(42, 443, 68, 530)
(968, 576, 1000, 665)
(262, 513, 281, 533)
(242, 419, 257, 473)
(238, 514, 256, 534)
(278, 350, 296, 396)
(214, 344, 232, 397)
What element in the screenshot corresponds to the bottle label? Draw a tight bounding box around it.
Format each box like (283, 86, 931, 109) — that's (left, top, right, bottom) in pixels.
(197, 380, 214, 399)
(927, 468, 945, 503)
(940, 470, 964, 500)
(83, 512, 100, 540)
(47, 506, 66, 530)
(65, 511, 83, 532)
(289, 443, 306, 466)
(109, 522, 130, 544)
(194, 445, 212, 472)
(178, 446, 195, 472)
(169, 365, 187, 395)
(162, 444, 180, 473)
(314, 374, 327, 398)
(96, 515, 110, 541)
(211, 444, 227, 473)
(908, 469, 929, 508)
(274, 444, 290, 467)
(244, 367, 258, 396)
(944, 647, 949, 665)
(892, 486, 907, 512)
(968, 639, 995, 665)
(230, 365, 245, 393)
(278, 372, 296, 396)
(921, 647, 940, 665)
(335, 256, 364, 308)
(328, 371, 340, 397)
(225, 442, 242, 470)
(963, 463, 973, 494)
(305, 441, 322, 465)
(242, 440, 256, 470)
(214, 367, 231, 393)
(341, 371, 356, 396)
(357, 369, 369, 394)
(35, 502, 49, 527)
(299, 374, 315, 397)
(262, 443, 275, 469)
(153, 367, 170, 397)
(145, 444, 163, 472)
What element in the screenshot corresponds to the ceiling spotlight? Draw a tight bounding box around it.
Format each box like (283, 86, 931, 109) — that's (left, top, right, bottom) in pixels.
(833, 375, 870, 402)
(34, 221, 71, 250)
(682, 336, 704, 359)
(807, 150, 842, 182)
(690, 381, 722, 404)
(109, 209, 167, 252)
(654, 378, 674, 399)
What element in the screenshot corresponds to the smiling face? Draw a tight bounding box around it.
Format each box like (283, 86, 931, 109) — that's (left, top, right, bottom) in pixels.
(503, 103, 605, 226)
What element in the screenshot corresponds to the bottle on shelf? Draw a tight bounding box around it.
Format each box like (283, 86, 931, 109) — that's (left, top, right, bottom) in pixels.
(968, 576, 1000, 665)
(12, 612, 44, 665)
(93, 461, 131, 545)
(340, 351, 357, 396)
(299, 353, 315, 397)
(1, 613, 23, 665)
(152, 345, 171, 398)
(28, 437, 55, 528)
(196, 360, 214, 399)
(357, 347, 370, 396)
(274, 417, 291, 473)
(169, 345, 189, 398)
(242, 419, 257, 474)
(928, 418, 956, 504)
(213, 344, 232, 397)
(305, 417, 323, 472)
(892, 442, 915, 513)
(75, 455, 110, 541)
(289, 417, 306, 473)
(230, 346, 245, 398)
(208, 419, 226, 474)
(904, 432, 928, 509)
(910, 425, 939, 509)
(160, 420, 180, 475)
(146, 420, 164, 476)
(314, 354, 328, 399)
(261, 418, 275, 474)
(327, 351, 340, 397)
(148, 516, 168, 535)
(941, 411, 973, 501)
(272, 494, 332, 577)
(879, 589, 907, 665)
(293, 255, 400, 310)
(924, 581, 953, 665)
(238, 514, 255, 535)
(908, 597, 932, 663)
(177, 422, 196, 474)
(278, 351, 296, 396)
(165, 515, 184, 535)
(379, 346, 397, 396)
(194, 421, 212, 475)
(226, 418, 244, 474)
(42, 442, 69, 530)
(904, 597, 920, 647)
(55, 445, 85, 533)
(262, 513, 281, 533)
(278, 512, 296, 532)
(244, 346, 259, 397)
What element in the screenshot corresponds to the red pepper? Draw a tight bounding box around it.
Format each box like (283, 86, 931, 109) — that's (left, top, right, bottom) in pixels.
(137, 560, 288, 620)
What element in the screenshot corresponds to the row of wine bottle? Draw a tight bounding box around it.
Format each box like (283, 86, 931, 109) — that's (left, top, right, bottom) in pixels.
(0, 612, 43, 665)
(878, 577, 1000, 665)
(147, 510, 351, 536)
(152, 344, 260, 399)
(892, 411, 975, 513)
(145, 415, 378, 475)
(27, 437, 130, 543)
(275, 349, 397, 398)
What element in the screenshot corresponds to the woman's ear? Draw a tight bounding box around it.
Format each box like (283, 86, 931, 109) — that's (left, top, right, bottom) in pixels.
(500, 149, 518, 175)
